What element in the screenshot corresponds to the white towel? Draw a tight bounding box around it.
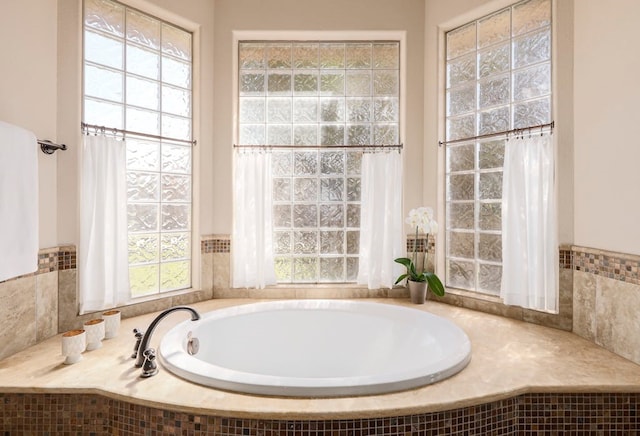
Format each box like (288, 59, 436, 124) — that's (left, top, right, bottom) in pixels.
(0, 121, 39, 282)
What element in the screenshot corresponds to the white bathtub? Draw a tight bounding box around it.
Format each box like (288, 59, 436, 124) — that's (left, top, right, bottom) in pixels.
(159, 300, 472, 397)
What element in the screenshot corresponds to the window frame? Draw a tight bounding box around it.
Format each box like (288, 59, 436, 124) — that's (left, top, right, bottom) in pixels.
(232, 31, 407, 285)
(441, 0, 554, 296)
(81, 0, 199, 299)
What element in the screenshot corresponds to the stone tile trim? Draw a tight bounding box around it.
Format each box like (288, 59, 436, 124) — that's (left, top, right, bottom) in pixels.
(559, 247, 573, 270)
(37, 250, 57, 275)
(405, 242, 571, 270)
(572, 245, 640, 285)
(205, 234, 438, 255)
(58, 245, 76, 271)
(0, 392, 638, 434)
(201, 235, 231, 253)
(406, 234, 434, 253)
(3, 241, 634, 286)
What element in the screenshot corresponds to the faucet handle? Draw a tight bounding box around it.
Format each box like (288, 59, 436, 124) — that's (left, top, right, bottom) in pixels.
(140, 348, 158, 378)
(131, 328, 144, 359)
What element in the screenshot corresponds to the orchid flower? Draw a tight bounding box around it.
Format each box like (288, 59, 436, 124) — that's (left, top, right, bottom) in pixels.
(394, 207, 445, 297)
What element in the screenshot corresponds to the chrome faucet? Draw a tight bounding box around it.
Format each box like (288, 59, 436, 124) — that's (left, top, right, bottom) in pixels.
(134, 305, 201, 377)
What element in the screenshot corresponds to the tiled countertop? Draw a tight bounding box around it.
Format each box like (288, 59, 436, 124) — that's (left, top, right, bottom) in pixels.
(1, 298, 639, 420)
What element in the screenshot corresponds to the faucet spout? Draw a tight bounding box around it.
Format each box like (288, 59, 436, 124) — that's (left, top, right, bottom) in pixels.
(135, 305, 201, 369)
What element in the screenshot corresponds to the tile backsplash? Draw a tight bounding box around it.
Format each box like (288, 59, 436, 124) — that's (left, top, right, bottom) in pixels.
(201, 236, 230, 254)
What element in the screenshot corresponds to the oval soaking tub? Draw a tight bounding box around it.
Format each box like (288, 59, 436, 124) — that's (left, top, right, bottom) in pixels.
(159, 300, 471, 397)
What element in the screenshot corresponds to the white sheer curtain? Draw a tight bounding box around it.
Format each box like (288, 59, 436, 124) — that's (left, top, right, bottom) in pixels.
(501, 134, 558, 312)
(357, 150, 404, 289)
(79, 135, 130, 313)
(232, 149, 276, 288)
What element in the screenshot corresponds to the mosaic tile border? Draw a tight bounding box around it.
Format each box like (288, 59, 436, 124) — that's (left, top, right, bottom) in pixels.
(201, 235, 231, 254)
(2, 240, 638, 287)
(206, 234, 639, 287)
(0, 392, 638, 435)
(559, 247, 573, 270)
(202, 235, 438, 254)
(37, 249, 57, 275)
(572, 245, 640, 285)
(407, 234, 435, 253)
(58, 245, 77, 271)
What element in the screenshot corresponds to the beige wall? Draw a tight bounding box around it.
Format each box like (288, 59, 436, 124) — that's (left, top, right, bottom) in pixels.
(212, 0, 427, 234)
(0, 0, 59, 249)
(573, 0, 640, 256)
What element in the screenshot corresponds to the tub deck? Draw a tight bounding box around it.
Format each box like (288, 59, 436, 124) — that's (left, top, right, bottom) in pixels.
(1, 298, 640, 420)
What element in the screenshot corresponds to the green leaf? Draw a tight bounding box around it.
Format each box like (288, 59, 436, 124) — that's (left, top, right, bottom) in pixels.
(394, 273, 409, 285)
(409, 262, 418, 277)
(425, 272, 445, 297)
(394, 257, 412, 268)
(394, 257, 431, 283)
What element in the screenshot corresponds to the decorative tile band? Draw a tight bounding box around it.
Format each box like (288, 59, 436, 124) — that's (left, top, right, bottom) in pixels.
(404, 241, 574, 272)
(203, 236, 435, 255)
(406, 235, 435, 253)
(202, 234, 638, 286)
(37, 250, 57, 275)
(559, 247, 573, 270)
(201, 236, 231, 254)
(202, 235, 436, 254)
(573, 245, 640, 285)
(0, 392, 638, 434)
(2, 241, 637, 287)
(58, 245, 77, 271)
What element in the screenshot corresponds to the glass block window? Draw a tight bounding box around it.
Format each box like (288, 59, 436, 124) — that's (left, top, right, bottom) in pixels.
(83, 0, 193, 297)
(444, 0, 552, 295)
(239, 41, 400, 283)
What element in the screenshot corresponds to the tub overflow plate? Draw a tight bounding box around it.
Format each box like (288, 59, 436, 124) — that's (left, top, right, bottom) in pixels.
(186, 331, 199, 355)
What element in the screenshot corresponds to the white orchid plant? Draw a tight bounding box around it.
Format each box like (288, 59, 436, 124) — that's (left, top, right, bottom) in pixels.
(394, 207, 445, 297)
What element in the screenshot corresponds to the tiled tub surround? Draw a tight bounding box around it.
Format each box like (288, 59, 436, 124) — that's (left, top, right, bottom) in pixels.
(1, 299, 640, 434)
(0, 247, 64, 360)
(1, 393, 639, 435)
(202, 234, 231, 292)
(572, 246, 640, 366)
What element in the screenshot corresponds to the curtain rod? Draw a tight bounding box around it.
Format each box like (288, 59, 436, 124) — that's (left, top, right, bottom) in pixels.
(81, 122, 197, 146)
(233, 144, 403, 150)
(438, 121, 555, 147)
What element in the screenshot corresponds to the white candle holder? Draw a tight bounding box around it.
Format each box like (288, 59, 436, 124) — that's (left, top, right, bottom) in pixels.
(61, 329, 86, 364)
(84, 318, 105, 351)
(102, 310, 121, 339)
